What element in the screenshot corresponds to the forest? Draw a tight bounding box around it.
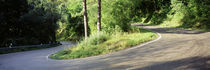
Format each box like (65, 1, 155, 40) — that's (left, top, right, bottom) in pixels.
(0, 0, 209, 48)
(1, 0, 210, 69)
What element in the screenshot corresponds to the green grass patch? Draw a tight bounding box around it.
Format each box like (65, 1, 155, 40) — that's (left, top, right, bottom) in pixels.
(50, 29, 158, 59)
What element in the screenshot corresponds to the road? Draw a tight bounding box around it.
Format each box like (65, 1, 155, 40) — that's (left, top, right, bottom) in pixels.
(0, 25, 210, 70)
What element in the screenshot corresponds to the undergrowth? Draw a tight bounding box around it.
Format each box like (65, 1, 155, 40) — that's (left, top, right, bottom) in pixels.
(50, 28, 158, 59)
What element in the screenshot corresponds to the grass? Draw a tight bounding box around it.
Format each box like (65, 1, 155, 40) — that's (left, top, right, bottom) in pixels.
(157, 13, 210, 31)
(0, 44, 60, 54)
(50, 29, 158, 59)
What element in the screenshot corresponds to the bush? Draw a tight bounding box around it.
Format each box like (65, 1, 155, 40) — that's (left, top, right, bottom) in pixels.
(50, 29, 158, 59)
(79, 31, 110, 46)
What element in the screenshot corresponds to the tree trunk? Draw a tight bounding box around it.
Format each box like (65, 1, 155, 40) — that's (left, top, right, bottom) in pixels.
(83, 0, 88, 39)
(97, 0, 101, 33)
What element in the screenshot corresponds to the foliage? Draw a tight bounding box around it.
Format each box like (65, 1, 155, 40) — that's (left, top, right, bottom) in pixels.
(21, 0, 62, 44)
(55, 0, 87, 41)
(65, 0, 152, 33)
(1, 0, 209, 47)
(88, 0, 141, 33)
(0, 0, 67, 47)
(0, 0, 30, 47)
(179, 0, 210, 29)
(139, 0, 210, 30)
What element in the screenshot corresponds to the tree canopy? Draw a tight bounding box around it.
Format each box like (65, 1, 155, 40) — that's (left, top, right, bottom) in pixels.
(0, 0, 209, 47)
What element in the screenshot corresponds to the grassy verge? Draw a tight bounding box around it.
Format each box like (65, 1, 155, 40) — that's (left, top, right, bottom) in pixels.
(50, 29, 158, 59)
(0, 44, 60, 54)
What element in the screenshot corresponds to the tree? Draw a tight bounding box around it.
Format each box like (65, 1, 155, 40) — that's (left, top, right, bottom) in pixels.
(97, 0, 101, 33)
(0, 0, 29, 47)
(83, 0, 88, 39)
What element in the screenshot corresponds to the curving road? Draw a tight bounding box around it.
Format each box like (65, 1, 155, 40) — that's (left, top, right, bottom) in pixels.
(0, 25, 210, 70)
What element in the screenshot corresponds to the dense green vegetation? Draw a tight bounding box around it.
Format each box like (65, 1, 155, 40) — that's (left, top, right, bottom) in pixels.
(138, 0, 210, 30)
(50, 29, 158, 59)
(0, 0, 63, 47)
(0, 0, 29, 47)
(0, 0, 209, 55)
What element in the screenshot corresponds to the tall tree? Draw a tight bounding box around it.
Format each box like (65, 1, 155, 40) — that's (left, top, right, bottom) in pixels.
(97, 0, 101, 33)
(83, 0, 88, 39)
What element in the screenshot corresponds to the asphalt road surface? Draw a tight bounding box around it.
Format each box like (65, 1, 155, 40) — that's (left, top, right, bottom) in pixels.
(0, 25, 210, 70)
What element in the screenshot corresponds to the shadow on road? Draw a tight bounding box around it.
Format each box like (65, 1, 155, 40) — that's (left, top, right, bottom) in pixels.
(133, 56, 210, 70)
(134, 24, 207, 34)
(148, 28, 207, 34)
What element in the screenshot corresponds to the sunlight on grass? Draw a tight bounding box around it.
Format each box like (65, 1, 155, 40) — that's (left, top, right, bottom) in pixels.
(159, 21, 181, 27)
(50, 29, 158, 59)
